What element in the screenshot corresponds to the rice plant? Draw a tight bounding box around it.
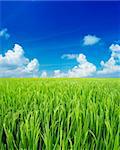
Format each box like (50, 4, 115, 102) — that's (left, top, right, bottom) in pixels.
(0, 78, 120, 150)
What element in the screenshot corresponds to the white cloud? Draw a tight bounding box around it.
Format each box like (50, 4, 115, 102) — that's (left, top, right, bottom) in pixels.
(0, 44, 40, 77)
(53, 54, 96, 78)
(76, 54, 86, 63)
(68, 54, 96, 77)
(26, 59, 39, 72)
(61, 54, 78, 59)
(54, 43, 120, 78)
(53, 70, 66, 78)
(1, 43, 120, 78)
(83, 35, 100, 45)
(41, 71, 47, 78)
(0, 44, 28, 68)
(0, 28, 10, 39)
(109, 44, 120, 52)
(97, 44, 120, 76)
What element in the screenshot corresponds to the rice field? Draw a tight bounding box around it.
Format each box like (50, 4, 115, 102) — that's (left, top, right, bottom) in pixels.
(0, 78, 120, 150)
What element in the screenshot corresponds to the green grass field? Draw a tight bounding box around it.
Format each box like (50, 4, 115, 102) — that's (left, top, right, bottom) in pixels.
(0, 78, 120, 150)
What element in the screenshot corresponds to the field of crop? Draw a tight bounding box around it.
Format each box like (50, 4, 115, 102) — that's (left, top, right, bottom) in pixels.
(0, 78, 120, 150)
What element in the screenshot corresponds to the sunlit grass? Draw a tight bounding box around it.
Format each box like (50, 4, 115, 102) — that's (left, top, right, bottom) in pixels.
(0, 78, 120, 149)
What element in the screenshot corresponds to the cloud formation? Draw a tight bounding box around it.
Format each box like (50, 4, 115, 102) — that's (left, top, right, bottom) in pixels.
(109, 44, 120, 52)
(41, 71, 47, 78)
(0, 43, 120, 78)
(53, 54, 96, 78)
(53, 70, 66, 78)
(0, 44, 40, 77)
(54, 44, 120, 78)
(83, 35, 100, 45)
(97, 44, 120, 76)
(68, 54, 96, 77)
(0, 28, 10, 39)
(61, 54, 78, 59)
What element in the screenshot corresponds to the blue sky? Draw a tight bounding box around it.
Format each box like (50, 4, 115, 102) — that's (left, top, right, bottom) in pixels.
(0, 1, 120, 77)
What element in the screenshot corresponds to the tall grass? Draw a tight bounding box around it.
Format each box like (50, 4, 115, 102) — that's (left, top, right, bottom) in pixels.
(0, 78, 120, 150)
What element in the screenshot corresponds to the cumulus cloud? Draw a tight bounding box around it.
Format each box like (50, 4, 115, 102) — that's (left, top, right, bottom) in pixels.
(0, 28, 10, 39)
(61, 54, 78, 59)
(68, 54, 96, 77)
(83, 35, 100, 45)
(109, 44, 120, 52)
(54, 42, 120, 78)
(1, 43, 120, 78)
(97, 44, 120, 76)
(53, 54, 96, 78)
(41, 71, 47, 78)
(53, 70, 66, 78)
(0, 44, 40, 77)
(26, 59, 39, 72)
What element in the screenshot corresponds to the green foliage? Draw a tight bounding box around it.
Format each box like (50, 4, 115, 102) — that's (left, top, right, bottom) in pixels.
(0, 78, 120, 150)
